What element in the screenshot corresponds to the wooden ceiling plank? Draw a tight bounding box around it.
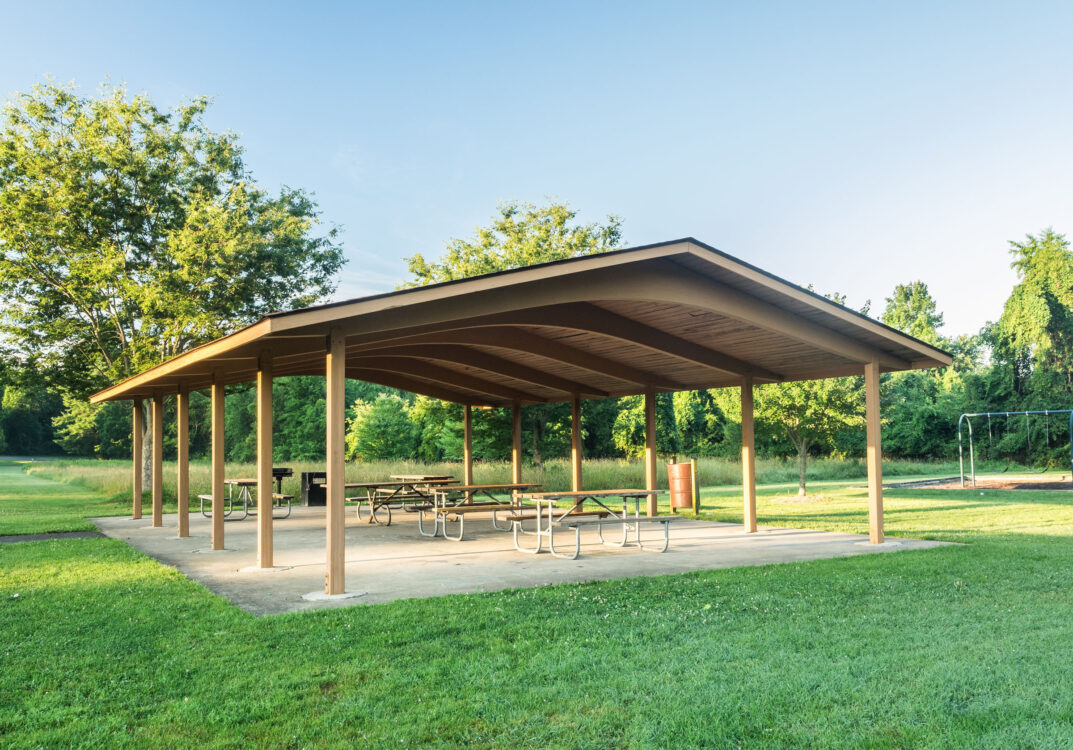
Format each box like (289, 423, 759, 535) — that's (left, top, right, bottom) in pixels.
(348, 356, 545, 403)
(537, 303, 781, 381)
(347, 304, 779, 381)
(349, 327, 687, 389)
(352, 344, 608, 397)
(346, 368, 499, 406)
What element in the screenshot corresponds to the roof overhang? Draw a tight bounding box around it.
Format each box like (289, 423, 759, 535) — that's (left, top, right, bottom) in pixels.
(90, 238, 952, 405)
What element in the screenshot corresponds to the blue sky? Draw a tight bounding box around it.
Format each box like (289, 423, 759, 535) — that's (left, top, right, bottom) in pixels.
(2, 0, 1070, 336)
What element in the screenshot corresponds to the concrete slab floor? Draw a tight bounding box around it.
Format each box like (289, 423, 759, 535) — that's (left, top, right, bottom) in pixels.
(92, 507, 949, 617)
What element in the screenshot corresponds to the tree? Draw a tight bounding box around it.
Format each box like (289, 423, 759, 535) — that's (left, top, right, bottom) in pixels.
(402, 199, 624, 464)
(882, 281, 944, 345)
(998, 229, 1073, 388)
(0, 382, 61, 455)
(611, 394, 680, 459)
(755, 377, 862, 495)
(673, 390, 727, 456)
(345, 394, 418, 461)
(0, 81, 345, 477)
(403, 199, 623, 286)
(753, 291, 864, 496)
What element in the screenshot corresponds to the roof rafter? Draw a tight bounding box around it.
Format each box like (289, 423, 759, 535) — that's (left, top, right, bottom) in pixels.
(347, 356, 545, 403)
(346, 303, 781, 381)
(352, 344, 608, 397)
(349, 327, 685, 389)
(345, 368, 500, 406)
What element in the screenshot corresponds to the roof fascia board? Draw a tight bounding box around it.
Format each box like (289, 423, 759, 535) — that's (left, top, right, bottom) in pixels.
(89, 319, 272, 403)
(267, 243, 695, 335)
(680, 243, 953, 365)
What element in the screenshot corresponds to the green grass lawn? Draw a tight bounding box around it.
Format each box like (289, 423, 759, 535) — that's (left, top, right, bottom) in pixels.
(0, 461, 131, 534)
(3, 461, 1073, 747)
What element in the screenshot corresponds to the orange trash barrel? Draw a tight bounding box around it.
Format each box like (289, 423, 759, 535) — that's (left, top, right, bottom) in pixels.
(667, 462, 693, 508)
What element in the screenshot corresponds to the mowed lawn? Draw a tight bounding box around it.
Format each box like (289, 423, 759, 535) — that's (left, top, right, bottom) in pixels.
(0, 461, 131, 535)
(3, 462, 1073, 747)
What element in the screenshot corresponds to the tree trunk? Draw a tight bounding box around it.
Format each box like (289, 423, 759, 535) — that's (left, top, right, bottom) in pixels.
(530, 412, 544, 469)
(141, 400, 152, 491)
(797, 439, 809, 496)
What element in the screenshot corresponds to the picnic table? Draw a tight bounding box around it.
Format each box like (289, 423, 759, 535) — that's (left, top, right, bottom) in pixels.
(417, 483, 542, 540)
(321, 477, 459, 525)
(198, 477, 294, 521)
(512, 489, 675, 559)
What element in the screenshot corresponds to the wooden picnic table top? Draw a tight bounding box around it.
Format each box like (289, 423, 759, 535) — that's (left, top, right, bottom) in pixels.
(519, 489, 667, 499)
(389, 474, 455, 481)
(224, 478, 258, 486)
(318, 479, 459, 489)
(434, 482, 542, 493)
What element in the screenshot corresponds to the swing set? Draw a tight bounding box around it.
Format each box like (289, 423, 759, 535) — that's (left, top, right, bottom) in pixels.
(957, 410, 1073, 488)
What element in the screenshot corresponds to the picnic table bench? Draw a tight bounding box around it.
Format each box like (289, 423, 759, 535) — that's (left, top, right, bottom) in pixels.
(513, 489, 677, 559)
(417, 483, 542, 540)
(318, 477, 458, 526)
(198, 477, 295, 521)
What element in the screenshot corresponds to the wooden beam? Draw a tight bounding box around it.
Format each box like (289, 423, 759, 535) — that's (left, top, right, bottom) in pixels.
(347, 355, 545, 402)
(345, 368, 497, 406)
(176, 386, 190, 538)
(257, 351, 274, 568)
(865, 358, 884, 544)
(645, 389, 658, 516)
(151, 393, 164, 528)
(211, 377, 225, 550)
(350, 327, 687, 389)
(347, 305, 779, 381)
(511, 403, 522, 485)
(741, 377, 757, 533)
(326, 330, 347, 594)
(562, 303, 780, 380)
(463, 405, 474, 493)
(132, 400, 143, 520)
(571, 395, 582, 493)
(352, 344, 609, 397)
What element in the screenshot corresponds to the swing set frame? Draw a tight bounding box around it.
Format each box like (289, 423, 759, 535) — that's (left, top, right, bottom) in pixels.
(958, 410, 1073, 488)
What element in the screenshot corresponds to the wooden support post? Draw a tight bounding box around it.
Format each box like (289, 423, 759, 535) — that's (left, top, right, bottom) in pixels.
(511, 402, 522, 485)
(463, 404, 474, 492)
(257, 351, 274, 568)
(741, 376, 757, 533)
(151, 392, 163, 528)
(644, 389, 658, 516)
(571, 395, 583, 494)
(132, 400, 143, 520)
(325, 330, 346, 594)
(211, 376, 225, 551)
(865, 358, 884, 544)
(176, 386, 190, 538)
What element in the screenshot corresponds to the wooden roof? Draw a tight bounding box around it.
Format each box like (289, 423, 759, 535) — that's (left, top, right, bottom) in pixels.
(90, 238, 952, 405)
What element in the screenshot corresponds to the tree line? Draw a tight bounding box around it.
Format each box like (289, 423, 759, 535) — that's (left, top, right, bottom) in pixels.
(0, 83, 1069, 495)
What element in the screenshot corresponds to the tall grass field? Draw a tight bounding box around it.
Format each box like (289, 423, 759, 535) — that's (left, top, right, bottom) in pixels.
(23, 455, 967, 511)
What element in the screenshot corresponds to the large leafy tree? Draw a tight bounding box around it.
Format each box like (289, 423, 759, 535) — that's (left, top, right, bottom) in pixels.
(403, 199, 622, 286)
(998, 229, 1073, 389)
(0, 82, 344, 474)
(882, 281, 944, 345)
(345, 394, 419, 461)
